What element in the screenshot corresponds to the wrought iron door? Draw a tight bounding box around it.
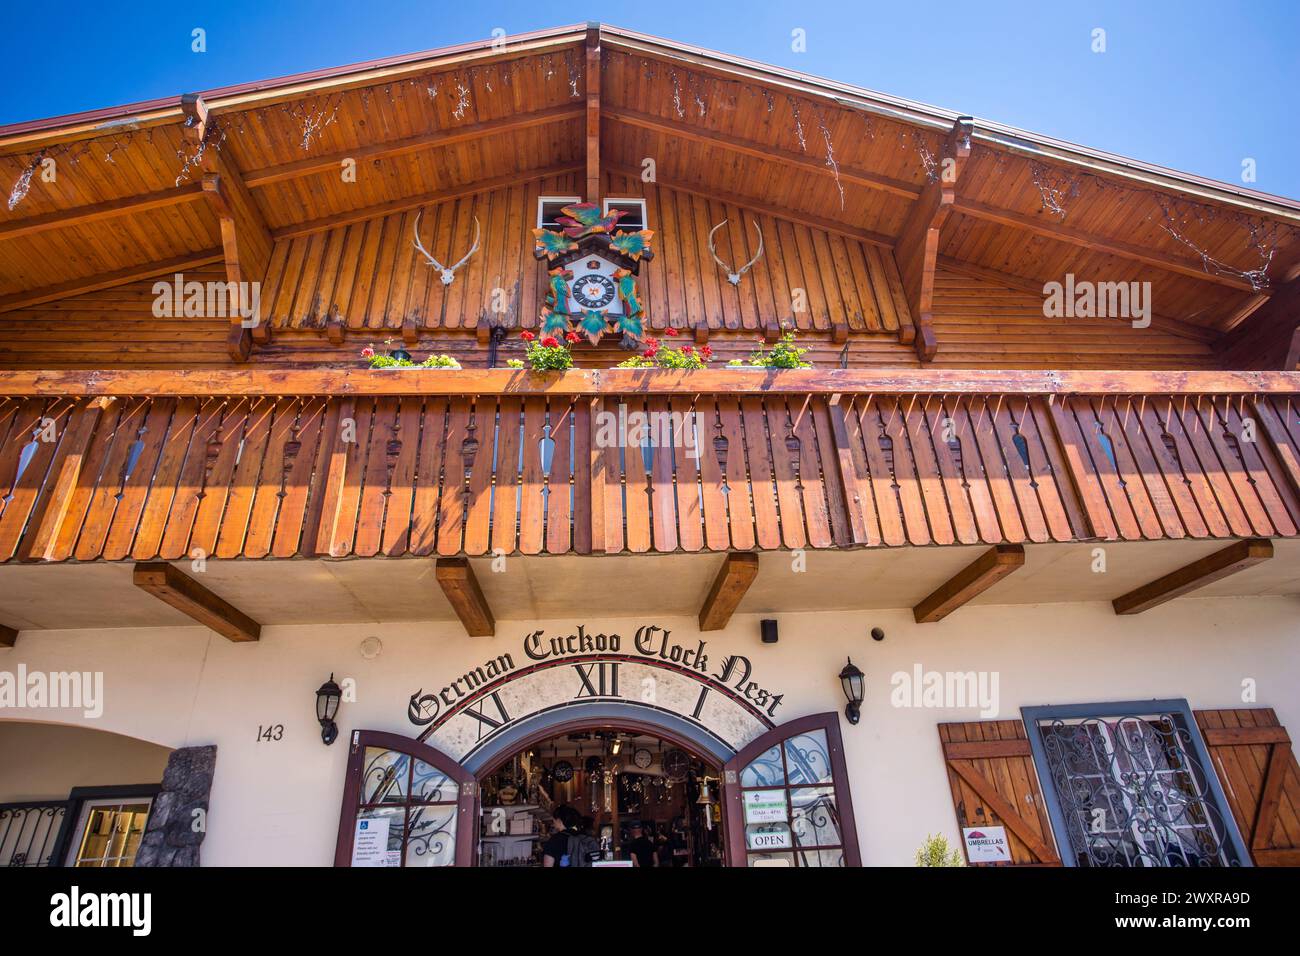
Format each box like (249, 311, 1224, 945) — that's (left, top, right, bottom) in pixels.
(334, 730, 477, 867)
(721, 712, 862, 867)
(1023, 700, 1251, 867)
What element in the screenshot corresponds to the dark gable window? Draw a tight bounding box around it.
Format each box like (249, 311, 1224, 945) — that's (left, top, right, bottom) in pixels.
(603, 198, 647, 231)
(537, 196, 581, 231)
(1023, 700, 1251, 867)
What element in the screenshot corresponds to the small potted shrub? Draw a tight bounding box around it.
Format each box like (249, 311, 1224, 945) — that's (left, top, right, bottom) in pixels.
(616, 328, 713, 369)
(505, 330, 579, 372)
(914, 833, 965, 867)
(362, 340, 461, 369)
(726, 329, 812, 369)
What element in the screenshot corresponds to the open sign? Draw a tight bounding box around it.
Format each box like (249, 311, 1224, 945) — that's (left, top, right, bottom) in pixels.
(746, 825, 793, 851)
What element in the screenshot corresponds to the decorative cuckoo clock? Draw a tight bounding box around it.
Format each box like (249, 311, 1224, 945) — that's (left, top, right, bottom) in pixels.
(533, 202, 655, 346)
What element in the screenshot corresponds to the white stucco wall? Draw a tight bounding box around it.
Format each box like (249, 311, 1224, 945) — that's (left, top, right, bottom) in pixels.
(1, 594, 1296, 866)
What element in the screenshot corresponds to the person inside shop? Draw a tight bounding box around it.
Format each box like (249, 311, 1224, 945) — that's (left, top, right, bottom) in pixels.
(625, 822, 657, 868)
(542, 806, 601, 868)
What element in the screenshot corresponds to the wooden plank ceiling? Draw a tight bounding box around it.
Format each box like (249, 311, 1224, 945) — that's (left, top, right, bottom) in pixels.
(1, 24, 1299, 366)
(0, 390, 1296, 563)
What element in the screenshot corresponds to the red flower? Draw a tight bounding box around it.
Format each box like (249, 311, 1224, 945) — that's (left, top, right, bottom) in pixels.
(520, 330, 536, 341)
(643, 336, 659, 348)
(681, 345, 694, 354)
(700, 344, 713, 358)
(361, 346, 375, 358)
(565, 331, 581, 343)
(541, 336, 560, 348)
(663, 327, 679, 337)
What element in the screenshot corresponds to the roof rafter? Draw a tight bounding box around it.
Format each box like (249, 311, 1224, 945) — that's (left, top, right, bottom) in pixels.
(606, 161, 894, 248)
(273, 162, 583, 239)
(0, 248, 225, 314)
(585, 23, 602, 203)
(951, 197, 1266, 293)
(605, 106, 921, 201)
(241, 104, 583, 188)
(0, 183, 205, 241)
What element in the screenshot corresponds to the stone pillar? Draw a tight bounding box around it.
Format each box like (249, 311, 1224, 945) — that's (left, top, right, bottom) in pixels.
(135, 745, 217, 867)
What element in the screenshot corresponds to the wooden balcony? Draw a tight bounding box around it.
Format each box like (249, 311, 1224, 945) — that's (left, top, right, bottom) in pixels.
(0, 369, 1297, 565)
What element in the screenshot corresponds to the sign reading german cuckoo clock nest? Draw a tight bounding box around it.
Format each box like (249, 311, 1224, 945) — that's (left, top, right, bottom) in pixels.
(532, 203, 654, 347)
(405, 623, 784, 763)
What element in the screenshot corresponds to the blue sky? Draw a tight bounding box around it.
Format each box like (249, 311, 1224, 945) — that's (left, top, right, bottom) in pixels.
(2, 0, 1297, 199)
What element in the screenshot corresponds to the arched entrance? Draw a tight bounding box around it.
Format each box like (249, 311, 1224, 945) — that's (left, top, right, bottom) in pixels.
(335, 708, 861, 867)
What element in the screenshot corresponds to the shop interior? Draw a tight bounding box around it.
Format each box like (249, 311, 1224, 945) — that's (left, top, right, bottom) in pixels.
(477, 729, 725, 867)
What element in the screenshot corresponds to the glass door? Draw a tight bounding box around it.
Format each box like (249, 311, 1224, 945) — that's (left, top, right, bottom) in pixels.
(722, 713, 861, 866)
(334, 730, 478, 867)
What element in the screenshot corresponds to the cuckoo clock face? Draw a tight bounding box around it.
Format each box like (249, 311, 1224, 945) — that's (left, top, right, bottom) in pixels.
(567, 256, 624, 316)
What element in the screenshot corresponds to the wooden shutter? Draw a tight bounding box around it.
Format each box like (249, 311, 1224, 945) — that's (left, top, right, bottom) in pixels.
(1196, 708, 1300, 866)
(938, 719, 1060, 866)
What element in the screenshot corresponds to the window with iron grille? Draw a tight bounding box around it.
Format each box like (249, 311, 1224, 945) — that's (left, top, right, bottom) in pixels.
(1022, 699, 1251, 867)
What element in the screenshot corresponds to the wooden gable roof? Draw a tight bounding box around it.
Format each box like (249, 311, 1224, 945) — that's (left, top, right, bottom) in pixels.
(1, 23, 1298, 368)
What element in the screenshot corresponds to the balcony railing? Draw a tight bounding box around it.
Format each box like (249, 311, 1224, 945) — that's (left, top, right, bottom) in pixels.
(0, 369, 1297, 562)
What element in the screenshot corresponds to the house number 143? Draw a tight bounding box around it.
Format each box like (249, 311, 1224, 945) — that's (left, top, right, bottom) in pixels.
(257, 724, 284, 742)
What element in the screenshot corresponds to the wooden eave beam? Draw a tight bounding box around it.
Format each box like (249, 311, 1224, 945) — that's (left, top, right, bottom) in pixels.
(273, 162, 583, 240)
(951, 196, 1265, 294)
(913, 544, 1024, 623)
(132, 561, 261, 642)
(2, 367, 1298, 398)
(585, 24, 602, 203)
(699, 552, 759, 631)
(0, 624, 17, 648)
(435, 558, 494, 637)
(606, 162, 894, 248)
(894, 117, 972, 362)
(0, 248, 225, 314)
(0, 183, 205, 241)
(1112, 538, 1274, 615)
(241, 104, 583, 188)
(605, 107, 921, 201)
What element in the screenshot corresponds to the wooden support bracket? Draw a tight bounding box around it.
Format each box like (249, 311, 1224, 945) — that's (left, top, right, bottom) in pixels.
(913, 544, 1025, 623)
(895, 116, 973, 362)
(132, 561, 261, 642)
(1112, 538, 1274, 615)
(699, 552, 759, 631)
(0, 625, 16, 648)
(326, 307, 346, 345)
(694, 322, 710, 345)
(435, 558, 495, 637)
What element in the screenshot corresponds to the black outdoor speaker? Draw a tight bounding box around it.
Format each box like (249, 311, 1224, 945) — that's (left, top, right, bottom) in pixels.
(760, 619, 778, 644)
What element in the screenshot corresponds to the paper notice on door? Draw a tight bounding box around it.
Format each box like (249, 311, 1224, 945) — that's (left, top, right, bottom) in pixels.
(352, 816, 396, 867)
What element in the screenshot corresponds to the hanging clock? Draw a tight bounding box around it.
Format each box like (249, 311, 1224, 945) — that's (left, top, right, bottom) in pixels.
(571, 263, 618, 310)
(662, 749, 689, 782)
(633, 748, 653, 770)
(584, 755, 604, 775)
(552, 760, 574, 782)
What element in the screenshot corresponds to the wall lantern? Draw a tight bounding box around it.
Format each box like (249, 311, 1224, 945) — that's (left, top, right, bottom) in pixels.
(316, 674, 342, 745)
(760, 619, 778, 644)
(839, 658, 865, 725)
